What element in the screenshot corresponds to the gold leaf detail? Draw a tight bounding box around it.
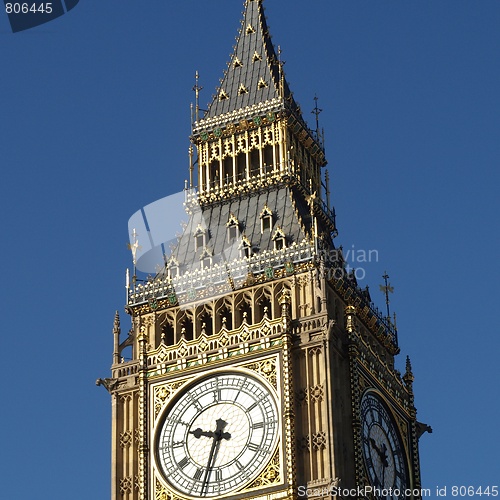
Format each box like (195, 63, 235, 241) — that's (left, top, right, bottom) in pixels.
(243, 357, 277, 389)
(246, 447, 281, 489)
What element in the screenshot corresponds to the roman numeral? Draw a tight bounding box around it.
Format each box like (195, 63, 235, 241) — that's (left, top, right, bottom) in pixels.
(252, 422, 264, 429)
(194, 468, 203, 481)
(178, 457, 189, 469)
(248, 443, 260, 452)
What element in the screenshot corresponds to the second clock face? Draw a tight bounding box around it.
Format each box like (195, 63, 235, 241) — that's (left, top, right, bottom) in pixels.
(361, 392, 409, 499)
(156, 372, 279, 498)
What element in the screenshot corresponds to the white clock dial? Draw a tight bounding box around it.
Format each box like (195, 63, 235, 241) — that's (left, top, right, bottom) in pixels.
(156, 372, 279, 497)
(361, 392, 409, 499)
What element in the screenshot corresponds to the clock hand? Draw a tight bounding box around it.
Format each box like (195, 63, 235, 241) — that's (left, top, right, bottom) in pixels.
(189, 427, 231, 440)
(370, 437, 382, 456)
(370, 437, 389, 488)
(189, 428, 215, 439)
(380, 442, 389, 468)
(200, 419, 231, 496)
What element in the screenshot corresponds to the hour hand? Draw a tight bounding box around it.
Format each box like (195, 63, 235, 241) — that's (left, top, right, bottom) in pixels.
(189, 423, 231, 441)
(370, 438, 389, 467)
(189, 428, 215, 439)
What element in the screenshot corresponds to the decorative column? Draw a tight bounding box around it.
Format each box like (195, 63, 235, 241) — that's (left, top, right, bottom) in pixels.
(280, 291, 296, 497)
(137, 326, 149, 500)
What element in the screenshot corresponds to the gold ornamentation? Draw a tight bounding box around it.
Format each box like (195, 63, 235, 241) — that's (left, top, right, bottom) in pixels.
(243, 357, 277, 389)
(155, 478, 183, 500)
(246, 447, 281, 489)
(154, 380, 188, 420)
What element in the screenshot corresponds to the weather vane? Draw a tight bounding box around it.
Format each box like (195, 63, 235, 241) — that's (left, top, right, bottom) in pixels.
(379, 271, 394, 320)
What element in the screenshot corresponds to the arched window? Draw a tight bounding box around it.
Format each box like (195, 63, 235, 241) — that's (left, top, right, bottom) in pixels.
(260, 205, 273, 233)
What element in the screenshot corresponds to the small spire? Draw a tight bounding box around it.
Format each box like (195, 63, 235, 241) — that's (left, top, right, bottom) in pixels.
(403, 355, 415, 387)
(312, 94, 322, 139)
(127, 229, 141, 290)
(325, 169, 331, 211)
(379, 272, 394, 320)
(279, 291, 291, 331)
(112, 311, 121, 365)
(113, 311, 121, 334)
(192, 71, 203, 123)
(201, 0, 301, 120)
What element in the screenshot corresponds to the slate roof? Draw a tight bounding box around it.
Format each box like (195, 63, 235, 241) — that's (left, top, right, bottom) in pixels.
(204, 0, 301, 120)
(167, 185, 312, 272)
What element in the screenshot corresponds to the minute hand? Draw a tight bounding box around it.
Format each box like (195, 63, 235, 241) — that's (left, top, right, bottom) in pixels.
(200, 419, 230, 496)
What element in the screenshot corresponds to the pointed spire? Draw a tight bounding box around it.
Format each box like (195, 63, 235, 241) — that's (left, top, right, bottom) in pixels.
(403, 355, 415, 389)
(112, 311, 121, 365)
(199, 0, 301, 123)
(113, 310, 121, 333)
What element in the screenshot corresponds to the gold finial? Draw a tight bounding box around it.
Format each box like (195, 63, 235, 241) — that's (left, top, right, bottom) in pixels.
(279, 291, 291, 331)
(127, 229, 141, 290)
(127, 228, 140, 265)
(188, 143, 194, 189)
(345, 305, 356, 333)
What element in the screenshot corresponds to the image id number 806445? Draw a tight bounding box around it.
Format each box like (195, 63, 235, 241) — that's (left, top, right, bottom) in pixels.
(5, 3, 53, 14)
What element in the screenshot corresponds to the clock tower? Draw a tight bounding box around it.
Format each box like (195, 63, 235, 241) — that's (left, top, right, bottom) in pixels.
(97, 1, 429, 499)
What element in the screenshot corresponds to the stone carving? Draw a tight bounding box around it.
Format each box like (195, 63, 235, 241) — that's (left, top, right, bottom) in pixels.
(243, 357, 277, 389)
(119, 476, 133, 495)
(119, 430, 132, 448)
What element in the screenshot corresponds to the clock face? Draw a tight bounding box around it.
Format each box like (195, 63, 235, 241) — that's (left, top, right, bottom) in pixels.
(156, 372, 279, 498)
(361, 392, 409, 499)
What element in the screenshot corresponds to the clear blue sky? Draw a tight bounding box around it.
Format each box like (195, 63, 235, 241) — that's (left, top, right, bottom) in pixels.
(1, 1, 499, 498)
